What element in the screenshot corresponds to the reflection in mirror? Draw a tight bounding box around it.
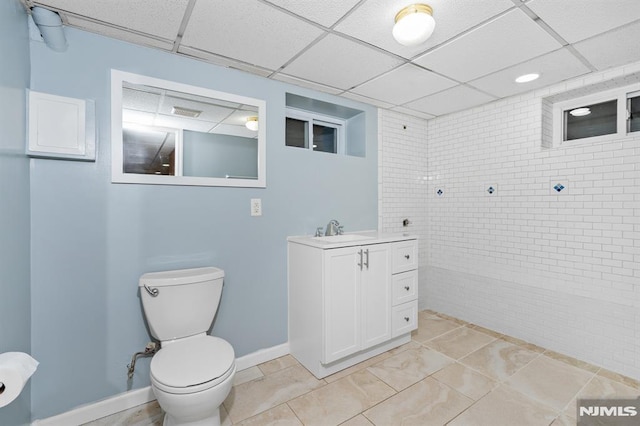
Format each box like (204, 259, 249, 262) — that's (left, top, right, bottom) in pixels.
(111, 70, 266, 187)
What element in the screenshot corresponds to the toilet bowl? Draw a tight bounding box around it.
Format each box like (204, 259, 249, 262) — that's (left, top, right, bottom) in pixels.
(139, 267, 235, 426)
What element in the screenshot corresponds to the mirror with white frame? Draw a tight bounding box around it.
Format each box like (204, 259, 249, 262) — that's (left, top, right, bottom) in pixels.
(111, 70, 266, 187)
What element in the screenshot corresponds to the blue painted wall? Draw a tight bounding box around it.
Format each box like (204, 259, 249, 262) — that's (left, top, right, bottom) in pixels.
(28, 28, 378, 419)
(0, 1, 31, 425)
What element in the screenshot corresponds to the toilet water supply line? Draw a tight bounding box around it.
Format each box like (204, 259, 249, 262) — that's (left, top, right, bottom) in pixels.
(127, 342, 158, 380)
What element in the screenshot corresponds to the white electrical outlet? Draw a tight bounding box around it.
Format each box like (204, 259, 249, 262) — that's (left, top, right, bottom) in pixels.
(250, 198, 262, 216)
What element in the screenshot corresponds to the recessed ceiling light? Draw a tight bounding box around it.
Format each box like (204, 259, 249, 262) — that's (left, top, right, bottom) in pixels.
(515, 73, 540, 83)
(569, 107, 591, 117)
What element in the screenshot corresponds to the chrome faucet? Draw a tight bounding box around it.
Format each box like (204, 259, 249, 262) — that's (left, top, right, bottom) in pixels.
(325, 219, 342, 236)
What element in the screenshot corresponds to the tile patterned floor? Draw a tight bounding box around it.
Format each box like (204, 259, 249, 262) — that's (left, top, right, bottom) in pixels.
(84, 310, 640, 426)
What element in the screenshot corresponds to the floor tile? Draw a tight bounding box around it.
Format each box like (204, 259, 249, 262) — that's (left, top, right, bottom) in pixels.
(597, 367, 640, 389)
(82, 401, 163, 426)
(259, 355, 300, 375)
(339, 414, 374, 425)
(411, 315, 463, 343)
(367, 346, 453, 391)
(550, 414, 575, 425)
(543, 349, 600, 374)
(505, 355, 594, 411)
(432, 362, 496, 400)
(363, 377, 473, 425)
(564, 373, 640, 418)
(223, 364, 325, 423)
(234, 366, 264, 386)
(322, 341, 420, 384)
(288, 370, 395, 426)
(448, 384, 558, 426)
(459, 339, 539, 381)
(465, 323, 504, 339)
(426, 326, 495, 359)
(235, 404, 302, 426)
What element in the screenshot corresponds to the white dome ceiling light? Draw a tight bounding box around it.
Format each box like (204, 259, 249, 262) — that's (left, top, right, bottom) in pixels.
(245, 116, 259, 131)
(392, 4, 436, 47)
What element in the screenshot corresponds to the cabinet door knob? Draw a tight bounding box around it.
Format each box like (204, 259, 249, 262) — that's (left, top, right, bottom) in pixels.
(404, 286, 410, 291)
(404, 254, 410, 259)
(404, 316, 410, 322)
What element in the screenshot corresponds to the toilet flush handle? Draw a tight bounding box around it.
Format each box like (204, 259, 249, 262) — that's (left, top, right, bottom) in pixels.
(144, 284, 159, 297)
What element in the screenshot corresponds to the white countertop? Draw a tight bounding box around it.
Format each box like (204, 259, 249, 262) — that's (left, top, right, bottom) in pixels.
(287, 230, 417, 249)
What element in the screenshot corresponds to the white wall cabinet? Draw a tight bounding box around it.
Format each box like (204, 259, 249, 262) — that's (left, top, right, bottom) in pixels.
(288, 232, 417, 378)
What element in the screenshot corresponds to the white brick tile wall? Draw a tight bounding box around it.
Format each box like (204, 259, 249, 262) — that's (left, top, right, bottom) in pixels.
(379, 62, 640, 380)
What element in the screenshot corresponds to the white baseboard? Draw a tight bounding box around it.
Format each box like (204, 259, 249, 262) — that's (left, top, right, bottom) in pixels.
(31, 386, 155, 426)
(235, 342, 289, 371)
(31, 342, 290, 426)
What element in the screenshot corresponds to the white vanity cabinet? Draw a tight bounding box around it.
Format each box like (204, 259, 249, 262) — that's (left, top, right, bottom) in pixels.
(288, 232, 418, 379)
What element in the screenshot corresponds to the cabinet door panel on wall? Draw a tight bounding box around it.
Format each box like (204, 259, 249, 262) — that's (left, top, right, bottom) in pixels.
(323, 247, 361, 364)
(360, 244, 391, 348)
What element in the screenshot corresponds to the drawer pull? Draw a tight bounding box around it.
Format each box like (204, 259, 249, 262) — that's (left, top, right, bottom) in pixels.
(404, 254, 410, 259)
(404, 286, 410, 291)
(404, 316, 410, 322)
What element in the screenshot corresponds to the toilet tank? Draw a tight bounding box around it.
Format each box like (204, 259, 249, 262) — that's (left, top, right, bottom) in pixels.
(139, 267, 225, 342)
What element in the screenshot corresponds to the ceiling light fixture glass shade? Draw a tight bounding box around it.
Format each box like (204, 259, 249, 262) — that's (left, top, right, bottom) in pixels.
(393, 4, 435, 46)
(569, 107, 591, 117)
(515, 73, 540, 83)
(245, 116, 259, 131)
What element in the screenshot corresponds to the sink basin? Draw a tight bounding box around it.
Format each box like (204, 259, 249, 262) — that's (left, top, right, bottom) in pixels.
(312, 234, 373, 243)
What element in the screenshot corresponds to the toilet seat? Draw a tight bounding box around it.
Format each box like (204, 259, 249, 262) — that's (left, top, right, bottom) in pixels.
(150, 335, 235, 395)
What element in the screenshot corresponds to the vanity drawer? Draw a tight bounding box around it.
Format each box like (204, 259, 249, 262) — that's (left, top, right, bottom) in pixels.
(391, 300, 418, 337)
(392, 270, 418, 306)
(392, 240, 418, 273)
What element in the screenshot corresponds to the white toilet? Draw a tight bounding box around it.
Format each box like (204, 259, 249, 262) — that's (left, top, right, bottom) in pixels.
(139, 267, 236, 426)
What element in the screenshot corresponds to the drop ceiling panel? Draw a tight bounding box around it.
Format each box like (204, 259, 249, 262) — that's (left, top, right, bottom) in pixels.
(271, 73, 344, 95)
(180, 0, 324, 70)
(573, 21, 640, 71)
(264, 0, 362, 27)
(334, 0, 514, 59)
(414, 8, 562, 82)
(281, 34, 404, 90)
(350, 64, 457, 105)
(176, 46, 274, 78)
(339, 92, 396, 109)
(469, 48, 592, 98)
(33, 0, 189, 39)
(389, 106, 435, 120)
(527, 0, 640, 43)
(404, 85, 496, 116)
(63, 16, 175, 50)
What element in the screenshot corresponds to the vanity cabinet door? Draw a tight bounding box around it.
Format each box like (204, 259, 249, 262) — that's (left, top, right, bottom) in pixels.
(322, 247, 361, 364)
(360, 244, 391, 349)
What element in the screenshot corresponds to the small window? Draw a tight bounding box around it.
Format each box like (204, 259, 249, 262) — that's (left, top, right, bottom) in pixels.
(553, 83, 640, 146)
(286, 117, 308, 149)
(564, 99, 617, 141)
(285, 109, 344, 154)
(313, 121, 338, 153)
(628, 93, 640, 133)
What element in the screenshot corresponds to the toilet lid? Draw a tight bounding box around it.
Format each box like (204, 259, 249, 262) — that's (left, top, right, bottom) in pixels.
(151, 336, 234, 388)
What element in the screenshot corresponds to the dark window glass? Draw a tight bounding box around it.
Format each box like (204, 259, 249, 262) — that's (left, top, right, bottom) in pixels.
(564, 100, 617, 141)
(285, 117, 308, 148)
(312, 124, 337, 153)
(629, 96, 640, 133)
